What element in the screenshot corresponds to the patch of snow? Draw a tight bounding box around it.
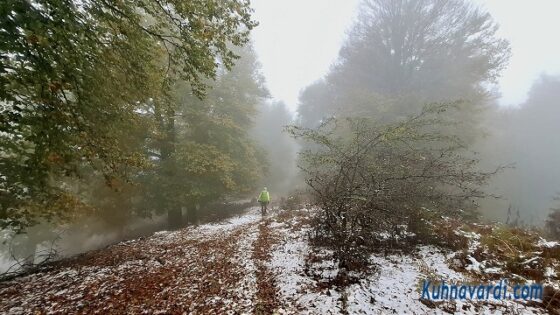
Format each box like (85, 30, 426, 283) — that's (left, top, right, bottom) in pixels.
(520, 257, 539, 266)
(417, 246, 465, 281)
(269, 220, 286, 229)
(347, 254, 429, 314)
(456, 230, 481, 252)
(544, 267, 556, 278)
(483, 267, 503, 274)
(230, 225, 259, 312)
(193, 208, 261, 238)
(153, 230, 170, 236)
(465, 255, 483, 272)
(538, 238, 559, 248)
(269, 225, 341, 314)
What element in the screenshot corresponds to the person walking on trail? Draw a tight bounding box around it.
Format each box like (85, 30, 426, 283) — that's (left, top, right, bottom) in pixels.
(258, 187, 270, 215)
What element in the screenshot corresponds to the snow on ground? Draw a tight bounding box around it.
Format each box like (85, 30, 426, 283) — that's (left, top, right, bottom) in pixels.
(267, 211, 550, 315)
(269, 222, 342, 314)
(193, 207, 261, 237)
(149, 206, 261, 244)
(0, 208, 262, 314)
(229, 223, 259, 312)
(538, 238, 560, 249)
(0, 207, 556, 314)
(348, 253, 426, 314)
(345, 247, 546, 315)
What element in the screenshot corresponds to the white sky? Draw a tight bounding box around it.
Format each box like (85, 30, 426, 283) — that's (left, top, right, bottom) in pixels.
(251, 0, 560, 113)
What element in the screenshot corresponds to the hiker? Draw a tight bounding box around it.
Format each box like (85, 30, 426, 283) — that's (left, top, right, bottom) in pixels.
(257, 187, 270, 215)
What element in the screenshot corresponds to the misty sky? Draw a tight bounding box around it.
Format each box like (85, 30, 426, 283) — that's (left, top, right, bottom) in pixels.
(251, 0, 560, 113)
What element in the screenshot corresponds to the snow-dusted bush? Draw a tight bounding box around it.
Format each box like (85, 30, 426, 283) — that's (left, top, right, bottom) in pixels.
(289, 103, 502, 270)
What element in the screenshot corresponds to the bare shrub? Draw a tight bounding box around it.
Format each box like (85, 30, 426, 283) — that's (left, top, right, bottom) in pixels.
(288, 103, 502, 270)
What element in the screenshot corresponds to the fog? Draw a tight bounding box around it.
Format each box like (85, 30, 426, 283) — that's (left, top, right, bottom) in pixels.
(477, 75, 560, 224)
(252, 0, 560, 111)
(2, 0, 560, 277)
(0, 214, 168, 273)
(250, 101, 300, 195)
(252, 0, 560, 226)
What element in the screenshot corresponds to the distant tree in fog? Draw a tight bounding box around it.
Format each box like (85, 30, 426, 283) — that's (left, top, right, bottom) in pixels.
(298, 0, 510, 134)
(508, 75, 560, 222)
(477, 75, 560, 223)
(546, 194, 560, 240)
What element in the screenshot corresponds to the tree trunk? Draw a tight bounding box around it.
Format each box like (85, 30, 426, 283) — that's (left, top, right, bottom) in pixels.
(156, 105, 184, 229)
(186, 203, 199, 225)
(168, 207, 183, 230)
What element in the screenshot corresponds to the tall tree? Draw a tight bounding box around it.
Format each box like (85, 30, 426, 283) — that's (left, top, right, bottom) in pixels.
(0, 0, 257, 232)
(140, 43, 268, 227)
(298, 0, 510, 132)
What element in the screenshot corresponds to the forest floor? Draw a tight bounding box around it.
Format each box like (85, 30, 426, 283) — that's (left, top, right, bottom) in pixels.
(0, 207, 557, 314)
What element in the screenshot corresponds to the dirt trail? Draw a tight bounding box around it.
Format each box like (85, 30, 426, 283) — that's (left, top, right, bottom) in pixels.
(253, 219, 281, 314)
